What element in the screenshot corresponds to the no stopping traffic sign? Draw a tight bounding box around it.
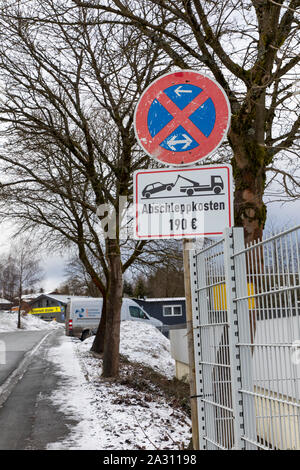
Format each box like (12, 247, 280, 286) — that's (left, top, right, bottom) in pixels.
(134, 70, 231, 166)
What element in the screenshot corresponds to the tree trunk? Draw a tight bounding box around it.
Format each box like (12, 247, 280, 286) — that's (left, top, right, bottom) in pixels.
(233, 164, 266, 245)
(102, 239, 123, 378)
(17, 303, 21, 329)
(229, 114, 268, 348)
(17, 285, 22, 329)
(229, 118, 268, 246)
(91, 293, 107, 354)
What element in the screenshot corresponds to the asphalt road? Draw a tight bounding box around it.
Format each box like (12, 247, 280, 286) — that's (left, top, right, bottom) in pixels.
(0, 329, 77, 450)
(0, 330, 50, 386)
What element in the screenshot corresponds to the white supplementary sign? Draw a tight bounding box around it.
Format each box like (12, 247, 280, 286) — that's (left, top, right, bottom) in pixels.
(134, 164, 234, 239)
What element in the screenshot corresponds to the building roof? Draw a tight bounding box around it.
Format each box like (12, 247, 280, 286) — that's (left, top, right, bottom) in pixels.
(29, 293, 100, 306)
(14, 292, 53, 302)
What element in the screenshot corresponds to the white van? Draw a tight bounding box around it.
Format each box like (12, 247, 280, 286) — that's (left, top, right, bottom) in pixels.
(65, 297, 163, 340)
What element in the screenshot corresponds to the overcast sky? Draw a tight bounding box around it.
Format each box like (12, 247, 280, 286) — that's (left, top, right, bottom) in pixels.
(0, 220, 67, 292)
(265, 196, 300, 230)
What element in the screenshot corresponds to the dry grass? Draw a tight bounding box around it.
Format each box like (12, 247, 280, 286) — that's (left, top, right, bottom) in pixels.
(112, 355, 191, 417)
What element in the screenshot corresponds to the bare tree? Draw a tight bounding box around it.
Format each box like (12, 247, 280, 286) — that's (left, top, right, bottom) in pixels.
(146, 266, 185, 298)
(0, 255, 19, 301)
(2, 238, 43, 328)
(61, 256, 103, 296)
(72, 0, 300, 245)
(0, 1, 174, 376)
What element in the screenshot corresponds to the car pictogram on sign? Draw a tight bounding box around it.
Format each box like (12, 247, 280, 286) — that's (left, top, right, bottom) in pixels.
(134, 70, 231, 166)
(142, 181, 174, 198)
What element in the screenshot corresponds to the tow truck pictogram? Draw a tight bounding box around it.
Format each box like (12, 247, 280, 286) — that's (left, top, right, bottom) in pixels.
(177, 175, 224, 196)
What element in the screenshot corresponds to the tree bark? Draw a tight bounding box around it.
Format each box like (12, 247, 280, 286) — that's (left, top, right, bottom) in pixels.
(17, 284, 22, 329)
(229, 112, 269, 246)
(17, 303, 21, 329)
(102, 239, 123, 378)
(91, 293, 107, 354)
(228, 110, 268, 349)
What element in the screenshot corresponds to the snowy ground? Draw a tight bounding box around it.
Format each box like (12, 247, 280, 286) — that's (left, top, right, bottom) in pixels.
(80, 321, 176, 380)
(0, 310, 63, 332)
(47, 321, 192, 450)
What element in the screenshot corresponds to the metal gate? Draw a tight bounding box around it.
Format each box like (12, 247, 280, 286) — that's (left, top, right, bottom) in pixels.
(190, 226, 300, 449)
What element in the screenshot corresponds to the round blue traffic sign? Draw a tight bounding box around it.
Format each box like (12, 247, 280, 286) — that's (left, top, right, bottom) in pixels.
(134, 70, 231, 166)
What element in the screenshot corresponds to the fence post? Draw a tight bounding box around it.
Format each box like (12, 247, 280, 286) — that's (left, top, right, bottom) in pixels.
(232, 227, 257, 449)
(189, 247, 207, 450)
(223, 227, 245, 449)
(183, 239, 199, 450)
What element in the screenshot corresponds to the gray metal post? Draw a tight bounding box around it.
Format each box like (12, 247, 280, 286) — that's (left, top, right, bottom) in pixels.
(223, 227, 245, 449)
(232, 227, 257, 449)
(189, 248, 207, 450)
(184, 240, 199, 450)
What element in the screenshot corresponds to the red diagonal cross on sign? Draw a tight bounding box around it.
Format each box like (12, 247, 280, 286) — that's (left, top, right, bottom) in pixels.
(148, 90, 209, 154)
(134, 70, 231, 166)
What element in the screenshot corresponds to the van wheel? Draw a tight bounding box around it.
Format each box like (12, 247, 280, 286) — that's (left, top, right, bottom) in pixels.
(81, 330, 91, 341)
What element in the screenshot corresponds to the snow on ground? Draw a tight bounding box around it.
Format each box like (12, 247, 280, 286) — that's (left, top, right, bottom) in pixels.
(0, 311, 63, 332)
(80, 321, 175, 379)
(120, 321, 175, 379)
(47, 321, 191, 450)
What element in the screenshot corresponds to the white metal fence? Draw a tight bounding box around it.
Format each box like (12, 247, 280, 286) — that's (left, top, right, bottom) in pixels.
(190, 225, 300, 450)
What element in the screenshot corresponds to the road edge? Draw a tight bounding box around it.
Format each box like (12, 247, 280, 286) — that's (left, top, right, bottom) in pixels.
(0, 330, 56, 408)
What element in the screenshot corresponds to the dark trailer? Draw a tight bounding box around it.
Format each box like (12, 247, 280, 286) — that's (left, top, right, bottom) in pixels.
(134, 297, 186, 336)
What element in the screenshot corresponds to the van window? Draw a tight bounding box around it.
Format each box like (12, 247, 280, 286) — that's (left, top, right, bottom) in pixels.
(129, 306, 148, 319)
